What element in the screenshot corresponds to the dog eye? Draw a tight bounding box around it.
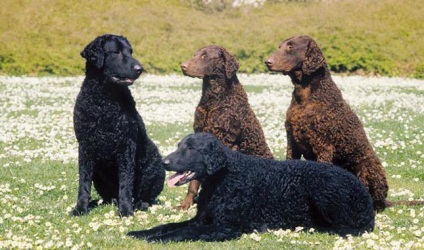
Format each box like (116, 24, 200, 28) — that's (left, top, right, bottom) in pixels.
(107, 50, 121, 55)
(201, 54, 207, 60)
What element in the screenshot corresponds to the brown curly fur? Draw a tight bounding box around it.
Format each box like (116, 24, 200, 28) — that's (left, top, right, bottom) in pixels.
(178, 45, 273, 210)
(266, 36, 389, 212)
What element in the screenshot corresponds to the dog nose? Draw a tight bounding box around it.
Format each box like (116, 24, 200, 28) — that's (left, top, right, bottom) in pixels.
(134, 64, 144, 74)
(265, 58, 273, 67)
(162, 159, 171, 165)
(181, 62, 188, 71)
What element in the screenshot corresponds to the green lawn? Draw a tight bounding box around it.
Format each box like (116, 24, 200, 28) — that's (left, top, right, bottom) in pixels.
(0, 74, 423, 249)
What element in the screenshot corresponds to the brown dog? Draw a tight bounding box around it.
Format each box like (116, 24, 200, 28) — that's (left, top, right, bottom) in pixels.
(265, 35, 389, 212)
(178, 45, 273, 210)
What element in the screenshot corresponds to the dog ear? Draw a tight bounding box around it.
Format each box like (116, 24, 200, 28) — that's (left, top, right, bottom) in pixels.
(301, 38, 326, 75)
(221, 48, 239, 79)
(204, 138, 226, 175)
(80, 36, 105, 69)
(117, 36, 132, 51)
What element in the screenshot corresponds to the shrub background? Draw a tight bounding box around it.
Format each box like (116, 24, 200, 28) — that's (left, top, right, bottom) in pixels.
(1, 0, 423, 78)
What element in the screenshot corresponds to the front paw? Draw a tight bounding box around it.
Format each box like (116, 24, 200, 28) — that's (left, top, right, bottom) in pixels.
(71, 206, 88, 216)
(175, 196, 195, 210)
(119, 203, 134, 217)
(145, 236, 171, 243)
(127, 230, 151, 239)
(134, 201, 150, 211)
(119, 206, 134, 217)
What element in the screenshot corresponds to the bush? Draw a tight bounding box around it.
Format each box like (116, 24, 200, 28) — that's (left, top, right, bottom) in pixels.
(414, 64, 424, 79)
(0, 0, 423, 78)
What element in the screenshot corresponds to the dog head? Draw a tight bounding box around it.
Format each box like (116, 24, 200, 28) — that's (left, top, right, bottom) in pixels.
(265, 35, 326, 76)
(163, 132, 227, 187)
(81, 34, 144, 86)
(180, 45, 239, 80)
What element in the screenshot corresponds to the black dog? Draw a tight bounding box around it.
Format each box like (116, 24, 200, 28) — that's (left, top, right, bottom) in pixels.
(127, 133, 374, 242)
(73, 34, 165, 217)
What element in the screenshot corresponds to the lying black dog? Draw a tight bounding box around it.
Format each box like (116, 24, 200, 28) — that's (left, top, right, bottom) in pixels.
(73, 34, 165, 217)
(127, 132, 374, 242)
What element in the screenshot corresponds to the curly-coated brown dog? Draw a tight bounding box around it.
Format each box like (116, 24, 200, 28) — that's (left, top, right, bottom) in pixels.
(178, 45, 273, 210)
(265, 35, 389, 212)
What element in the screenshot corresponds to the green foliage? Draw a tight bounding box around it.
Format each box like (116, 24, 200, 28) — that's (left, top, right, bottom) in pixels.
(322, 34, 394, 76)
(0, 0, 423, 78)
(414, 63, 424, 79)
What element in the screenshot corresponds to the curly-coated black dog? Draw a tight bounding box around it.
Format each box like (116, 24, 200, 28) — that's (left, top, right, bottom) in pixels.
(73, 34, 165, 217)
(127, 133, 374, 242)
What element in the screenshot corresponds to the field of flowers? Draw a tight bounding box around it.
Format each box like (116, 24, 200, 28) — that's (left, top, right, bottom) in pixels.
(0, 74, 423, 249)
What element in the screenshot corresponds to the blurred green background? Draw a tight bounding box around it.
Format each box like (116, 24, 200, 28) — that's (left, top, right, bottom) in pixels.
(1, 0, 423, 78)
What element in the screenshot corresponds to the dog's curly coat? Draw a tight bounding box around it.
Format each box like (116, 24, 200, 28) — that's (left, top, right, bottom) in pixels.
(266, 35, 388, 212)
(177, 45, 273, 210)
(73, 34, 165, 216)
(127, 132, 374, 242)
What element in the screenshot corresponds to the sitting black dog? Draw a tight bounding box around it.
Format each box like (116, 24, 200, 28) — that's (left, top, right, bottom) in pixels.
(127, 132, 375, 242)
(73, 34, 165, 217)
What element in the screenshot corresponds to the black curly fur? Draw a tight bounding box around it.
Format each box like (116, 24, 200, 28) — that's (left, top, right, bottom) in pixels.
(127, 133, 375, 242)
(73, 34, 165, 217)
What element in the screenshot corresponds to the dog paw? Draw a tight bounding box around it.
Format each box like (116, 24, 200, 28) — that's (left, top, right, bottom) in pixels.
(71, 207, 88, 216)
(175, 200, 195, 210)
(119, 206, 134, 217)
(127, 230, 150, 239)
(175, 204, 190, 210)
(134, 201, 150, 211)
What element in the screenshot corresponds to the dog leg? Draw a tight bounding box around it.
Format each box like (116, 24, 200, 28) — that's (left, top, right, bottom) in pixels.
(286, 133, 301, 160)
(353, 160, 388, 212)
(72, 148, 94, 216)
(116, 143, 137, 217)
(133, 139, 164, 210)
(177, 180, 200, 210)
(315, 145, 335, 163)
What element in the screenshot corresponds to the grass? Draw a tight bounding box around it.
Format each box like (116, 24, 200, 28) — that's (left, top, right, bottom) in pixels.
(1, 0, 424, 78)
(0, 74, 424, 249)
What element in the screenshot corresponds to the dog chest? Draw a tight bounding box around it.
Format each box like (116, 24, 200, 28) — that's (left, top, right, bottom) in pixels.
(75, 97, 140, 153)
